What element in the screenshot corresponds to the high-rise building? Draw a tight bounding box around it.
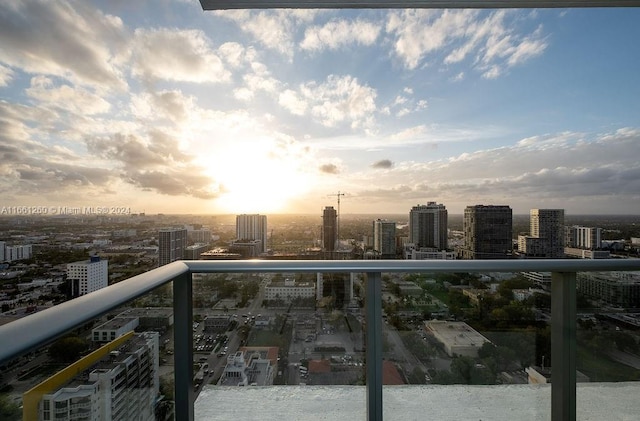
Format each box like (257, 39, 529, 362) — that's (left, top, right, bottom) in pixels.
(409, 202, 448, 250)
(188, 229, 212, 244)
(462, 205, 513, 259)
(322, 206, 337, 252)
(2, 244, 32, 262)
(566, 226, 602, 250)
(67, 256, 108, 297)
(158, 228, 187, 266)
(519, 209, 565, 258)
(24, 331, 159, 421)
(373, 219, 397, 258)
(236, 214, 268, 253)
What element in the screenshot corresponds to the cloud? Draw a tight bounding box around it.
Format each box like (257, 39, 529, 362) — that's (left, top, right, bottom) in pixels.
(386, 9, 547, 77)
(130, 90, 195, 124)
(0, 64, 13, 87)
(389, 125, 428, 142)
(85, 131, 219, 199)
(279, 90, 307, 115)
(128, 28, 231, 84)
(124, 170, 219, 199)
(26, 76, 111, 115)
(214, 9, 318, 57)
(319, 163, 340, 174)
(293, 75, 377, 128)
(0, 0, 127, 89)
(218, 42, 256, 68)
(351, 129, 640, 212)
(0, 102, 116, 197)
(300, 19, 381, 51)
(372, 159, 393, 169)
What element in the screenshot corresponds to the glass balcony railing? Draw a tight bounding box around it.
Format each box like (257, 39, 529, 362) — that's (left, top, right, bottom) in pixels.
(2, 259, 640, 421)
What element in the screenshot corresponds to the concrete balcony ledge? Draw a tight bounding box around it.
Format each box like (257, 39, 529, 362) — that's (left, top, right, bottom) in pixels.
(195, 383, 640, 421)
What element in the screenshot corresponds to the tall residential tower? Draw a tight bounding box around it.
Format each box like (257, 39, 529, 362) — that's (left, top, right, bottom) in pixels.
(236, 214, 268, 253)
(409, 202, 448, 250)
(519, 209, 565, 258)
(462, 205, 513, 259)
(158, 228, 187, 266)
(373, 219, 397, 258)
(322, 206, 337, 252)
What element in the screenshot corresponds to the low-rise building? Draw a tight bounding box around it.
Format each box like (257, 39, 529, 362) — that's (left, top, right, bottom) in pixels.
(204, 315, 231, 333)
(218, 348, 277, 386)
(577, 271, 640, 308)
(564, 247, 611, 259)
(116, 307, 174, 330)
(265, 278, 315, 302)
(425, 320, 491, 358)
(92, 317, 139, 343)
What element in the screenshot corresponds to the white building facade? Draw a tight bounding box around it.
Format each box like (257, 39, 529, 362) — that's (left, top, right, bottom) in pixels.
(67, 256, 108, 297)
(265, 278, 315, 302)
(37, 332, 159, 421)
(236, 214, 268, 253)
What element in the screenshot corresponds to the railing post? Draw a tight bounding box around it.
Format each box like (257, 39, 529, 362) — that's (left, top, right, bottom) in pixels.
(365, 271, 383, 421)
(173, 272, 194, 421)
(551, 271, 577, 421)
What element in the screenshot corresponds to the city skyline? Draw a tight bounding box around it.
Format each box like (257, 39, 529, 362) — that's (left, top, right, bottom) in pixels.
(1, 2, 639, 216)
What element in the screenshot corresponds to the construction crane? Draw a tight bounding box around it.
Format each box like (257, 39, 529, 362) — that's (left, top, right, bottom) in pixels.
(327, 191, 347, 250)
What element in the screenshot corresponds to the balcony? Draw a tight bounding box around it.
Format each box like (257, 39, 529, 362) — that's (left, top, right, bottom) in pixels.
(2, 259, 640, 420)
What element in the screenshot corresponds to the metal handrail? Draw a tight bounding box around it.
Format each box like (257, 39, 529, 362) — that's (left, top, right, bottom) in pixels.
(2, 258, 638, 365)
(2, 258, 640, 421)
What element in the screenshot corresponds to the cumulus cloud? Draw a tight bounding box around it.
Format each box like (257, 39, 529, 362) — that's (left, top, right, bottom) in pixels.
(279, 90, 307, 115)
(85, 131, 219, 199)
(128, 28, 230, 84)
(386, 9, 547, 77)
(300, 19, 381, 51)
(319, 163, 340, 174)
(285, 75, 377, 128)
(26, 76, 111, 115)
(0, 0, 127, 89)
(0, 102, 116, 197)
(130, 90, 195, 124)
(0, 64, 13, 87)
(372, 159, 393, 169)
(352, 129, 640, 212)
(214, 9, 318, 57)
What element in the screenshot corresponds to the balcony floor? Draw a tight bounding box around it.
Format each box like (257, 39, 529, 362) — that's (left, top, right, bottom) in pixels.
(195, 383, 639, 420)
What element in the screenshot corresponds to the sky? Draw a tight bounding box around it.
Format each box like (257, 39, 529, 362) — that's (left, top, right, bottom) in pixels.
(1, 1, 639, 216)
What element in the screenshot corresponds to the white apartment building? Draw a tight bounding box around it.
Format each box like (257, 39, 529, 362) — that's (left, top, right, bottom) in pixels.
(236, 214, 268, 253)
(405, 245, 456, 260)
(2, 243, 32, 262)
(566, 226, 602, 250)
(32, 332, 159, 421)
(265, 278, 315, 302)
(67, 256, 108, 297)
(218, 348, 276, 386)
(92, 317, 140, 343)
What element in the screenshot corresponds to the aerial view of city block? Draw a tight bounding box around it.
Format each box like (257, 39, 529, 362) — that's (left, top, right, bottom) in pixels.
(1, 0, 640, 420)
